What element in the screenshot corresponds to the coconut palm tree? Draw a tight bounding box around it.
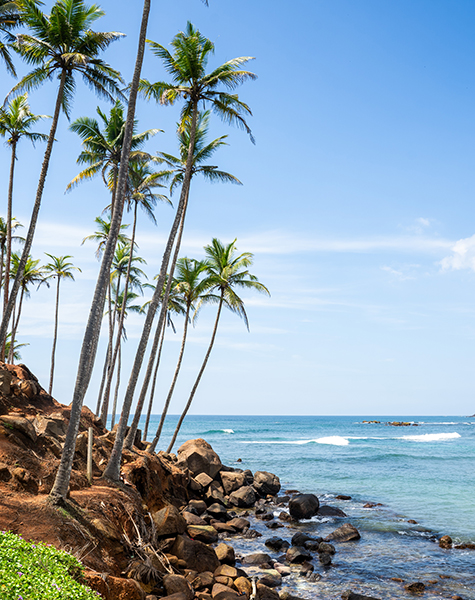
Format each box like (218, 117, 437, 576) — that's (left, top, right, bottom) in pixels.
(129, 258, 208, 450)
(4, 332, 28, 362)
(0, 94, 49, 319)
(67, 101, 161, 214)
(0, 216, 23, 305)
(43, 255, 81, 396)
(0, 0, 124, 353)
(0, 0, 21, 76)
(8, 252, 45, 363)
(149, 239, 269, 453)
(104, 27, 256, 477)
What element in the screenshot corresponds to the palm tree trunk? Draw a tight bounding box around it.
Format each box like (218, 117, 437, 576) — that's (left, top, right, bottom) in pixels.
(3, 140, 16, 317)
(96, 281, 114, 417)
(103, 101, 199, 481)
(142, 316, 167, 442)
(123, 199, 188, 451)
(165, 294, 224, 453)
(50, 0, 152, 501)
(95, 338, 110, 416)
(102, 202, 138, 427)
(0, 70, 67, 349)
(48, 277, 60, 395)
(9, 287, 24, 365)
(0, 246, 4, 308)
(111, 341, 121, 429)
(147, 304, 190, 452)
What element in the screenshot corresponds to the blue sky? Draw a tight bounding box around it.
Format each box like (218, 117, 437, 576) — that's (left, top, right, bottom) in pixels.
(1, 0, 475, 416)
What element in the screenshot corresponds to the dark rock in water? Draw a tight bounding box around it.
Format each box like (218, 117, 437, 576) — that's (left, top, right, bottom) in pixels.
(285, 489, 300, 494)
(265, 537, 290, 552)
(289, 494, 319, 520)
(280, 589, 305, 600)
(259, 512, 274, 522)
(242, 552, 273, 566)
(278, 495, 291, 503)
(229, 485, 256, 508)
(405, 582, 426, 594)
(325, 523, 361, 542)
(341, 591, 381, 600)
(336, 495, 352, 500)
(408, 519, 418, 524)
(363, 502, 383, 508)
(253, 471, 281, 496)
(439, 535, 453, 549)
(307, 573, 322, 582)
(227, 517, 250, 532)
(291, 532, 313, 546)
(455, 542, 475, 549)
(318, 542, 336, 555)
(285, 546, 312, 564)
(243, 529, 262, 539)
(278, 512, 291, 522)
(207, 503, 229, 521)
(259, 570, 282, 588)
(266, 521, 284, 529)
(256, 582, 280, 600)
(319, 552, 332, 567)
(304, 540, 322, 551)
(318, 505, 347, 517)
(299, 561, 314, 576)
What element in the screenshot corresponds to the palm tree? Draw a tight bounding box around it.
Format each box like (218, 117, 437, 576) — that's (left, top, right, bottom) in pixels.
(67, 101, 161, 214)
(43, 255, 81, 396)
(0, 216, 23, 305)
(0, 94, 49, 319)
(129, 258, 208, 450)
(0, 0, 124, 354)
(0, 0, 21, 76)
(149, 239, 269, 453)
(104, 27, 255, 479)
(4, 332, 28, 361)
(8, 252, 45, 363)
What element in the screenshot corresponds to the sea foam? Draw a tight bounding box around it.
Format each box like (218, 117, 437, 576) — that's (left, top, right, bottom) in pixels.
(400, 432, 461, 442)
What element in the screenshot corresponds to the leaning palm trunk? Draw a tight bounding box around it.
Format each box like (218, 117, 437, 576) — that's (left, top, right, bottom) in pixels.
(101, 203, 138, 425)
(96, 282, 115, 417)
(164, 294, 224, 453)
(0, 71, 67, 349)
(146, 304, 190, 450)
(3, 139, 16, 318)
(142, 316, 167, 442)
(124, 195, 189, 450)
(95, 337, 110, 416)
(48, 276, 60, 395)
(50, 0, 152, 501)
(103, 103, 199, 480)
(100, 272, 121, 423)
(111, 341, 121, 428)
(8, 288, 24, 364)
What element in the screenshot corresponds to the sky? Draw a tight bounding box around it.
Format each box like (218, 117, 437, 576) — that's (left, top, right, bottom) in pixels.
(1, 0, 475, 416)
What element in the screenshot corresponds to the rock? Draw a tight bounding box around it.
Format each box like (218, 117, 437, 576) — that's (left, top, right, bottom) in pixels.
(253, 471, 281, 496)
(256, 582, 280, 600)
(266, 522, 284, 530)
(161, 594, 191, 600)
(299, 561, 314, 576)
(18, 379, 38, 398)
(11, 467, 38, 494)
(341, 591, 381, 600)
(211, 583, 239, 598)
(303, 539, 323, 551)
(318, 542, 335, 555)
(0, 463, 11, 481)
(234, 577, 252, 597)
(220, 471, 246, 494)
(215, 576, 234, 589)
(188, 499, 208, 515)
(195, 472, 214, 488)
(265, 537, 289, 552)
(243, 469, 254, 485)
(291, 532, 313, 546)
(213, 522, 237, 534)
(0, 365, 12, 394)
(229, 485, 256, 508)
(191, 571, 215, 590)
(241, 552, 273, 566)
(288, 494, 319, 520)
(243, 529, 262, 539)
(214, 565, 240, 579)
(187, 525, 219, 544)
(408, 519, 418, 524)
(278, 512, 291, 522)
(405, 582, 426, 594)
(163, 574, 194, 600)
(439, 535, 453, 549)
(336, 495, 352, 500)
(215, 543, 235, 566)
(152, 505, 187, 537)
(285, 547, 312, 564)
(207, 503, 229, 520)
(274, 565, 291, 577)
(227, 517, 250, 532)
(317, 505, 347, 517)
(75, 431, 88, 456)
(259, 570, 282, 588)
(177, 438, 222, 479)
(1, 415, 37, 442)
(363, 502, 383, 508)
(319, 552, 332, 566)
(34, 413, 67, 438)
(280, 590, 306, 600)
(206, 481, 227, 505)
(183, 511, 208, 526)
(454, 542, 475, 549)
(171, 535, 220, 573)
(258, 511, 274, 522)
(325, 523, 361, 542)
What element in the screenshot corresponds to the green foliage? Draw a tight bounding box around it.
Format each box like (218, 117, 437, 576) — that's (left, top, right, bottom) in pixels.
(0, 531, 99, 599)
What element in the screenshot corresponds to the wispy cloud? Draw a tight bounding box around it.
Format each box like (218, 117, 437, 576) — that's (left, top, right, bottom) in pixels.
(440, 234, 475, 272)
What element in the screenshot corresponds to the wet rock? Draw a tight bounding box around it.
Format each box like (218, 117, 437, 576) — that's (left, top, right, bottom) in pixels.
(187, 525, 218, 544)
(288, 494, 319, 520)
(163, 574, 194, 600)
(253, 471, 281, 496)
(171, 535, 220, 573)
(341, 591, 381, 600)
(274, 565, 291, 577)
(285, 547, 312, 564)
(266, 522, 284, 530)
(256, 582, 280, 600)
(363, 502, 383, 508)
(280, 590, 307, 600)
(207, 503, 229, 521)
(265, 537, 290, 552)
(153, 505, 187, 537)
(405, 582, 426, 594)
(220, 471, 246, 494)
(454, 542, 475, 549)
(325, 523, 360, 542)
(229, 486, 256, 508)
(317, 505, 347, 517)
(336, 495, 352, 500)
(299, 561, 314, 576)
(213, 522, 237, 534)
(241, 552, 273, 566)
(243, 529, 262, 539)
(319, 552, 332, 567)
(439, 535, 453, 549)
(303, 539, 323, 551)
(227, 517, 250, 532)
(408, 519, 418, 524)
(278, 512, 291, 522)
(318, 542, 335, 555)
(260, 570, 282, 588)
(177, 438, 222, 479)
(291, 532, 314, 546)
(215, 543, 235, 566)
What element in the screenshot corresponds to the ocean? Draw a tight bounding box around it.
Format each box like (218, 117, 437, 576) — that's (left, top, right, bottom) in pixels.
(136, 414, 475, 599)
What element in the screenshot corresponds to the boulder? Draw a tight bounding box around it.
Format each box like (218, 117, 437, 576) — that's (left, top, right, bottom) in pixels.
(253, 471, 281, 496)
(256, 583, 280, 600)
(213, 522, 237, 534)
(34, 413, 67, 438)
(229, 486, 256, 508)
(299, 561, 314, 576)
(439, 535, 453, 549)
(187, 525, 219, 544)
(211, 583, 239, 599)
(215, 543, 235, 566)
(259, 570, 282, 588)
(265, 537, 289, 552)
(0, 365, 12, 394)
(288, 494, 319, 520)
(285, 547, 312, 564)
(241, 552, 273, 566)
(220, 471, 246, 495)
(188, 499, 208, 515)
(191, 571, 215, 590)
(152, 505, 187, 537)
(207, 503, 229, 520)
(227, 517, 250, 532)
(318, 542, 335, 555)
(163, 574, 194, 600)
(317, 505, 347, 517)
(341, 592, 381, 600)
(325, 523, 360, 543)
(183, 511, 208, 526)
(1, 415, 37, 442)
(319, 552, 332, 566)
(291, 532, 313, 546)
(177, 438, 222, 479)
(206, 481, 227, 505)
(195, 472, 214, 488)
(214, 565, 240, 579)
(234, 577, 252, 598)
(336, 495, 352, 500)
(172, 535, 220, 573)
(404, 582, 425, 594)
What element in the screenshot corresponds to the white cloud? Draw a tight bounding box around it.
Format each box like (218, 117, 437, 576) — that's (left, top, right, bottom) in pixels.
(440, 234, 475, 272)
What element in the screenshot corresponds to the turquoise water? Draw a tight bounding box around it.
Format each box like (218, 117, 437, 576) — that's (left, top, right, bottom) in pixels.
(135, 414, 475, 598)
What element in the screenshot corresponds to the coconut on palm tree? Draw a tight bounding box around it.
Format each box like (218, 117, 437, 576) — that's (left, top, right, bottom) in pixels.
(149, 239, 269, 454)
(43, 255, 81, 396)
(0, 0, 124, 353)
(0, 94, 49, 319)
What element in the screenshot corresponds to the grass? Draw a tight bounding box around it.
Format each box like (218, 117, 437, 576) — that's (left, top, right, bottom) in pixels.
(0, 531, 100, 599)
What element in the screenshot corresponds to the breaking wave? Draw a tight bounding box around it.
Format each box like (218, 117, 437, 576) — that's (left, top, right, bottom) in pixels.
(399, 432, 461, 442)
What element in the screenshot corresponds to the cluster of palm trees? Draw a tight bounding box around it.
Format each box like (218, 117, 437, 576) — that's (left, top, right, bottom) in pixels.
(0, 0, 269, 503)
